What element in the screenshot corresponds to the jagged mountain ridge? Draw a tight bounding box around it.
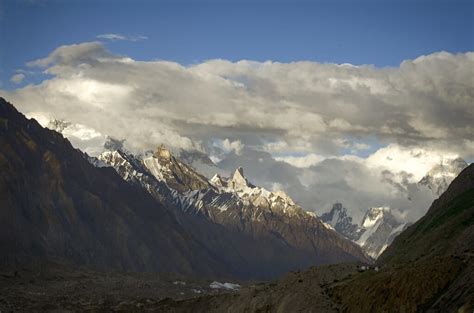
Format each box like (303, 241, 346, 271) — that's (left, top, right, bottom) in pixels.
(320, 203, 363, 241)
(321, 204, 406, 258)
(97, 146, 370, 269)
(0, 97, 369, 280)
(355, 207, 407, 259)
(321, 158, 468, 259)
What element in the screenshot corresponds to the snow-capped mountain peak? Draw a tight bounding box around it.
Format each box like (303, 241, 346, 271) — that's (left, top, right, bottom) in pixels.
(320, 203, 362, 241)
(320, 157, 468, 259)
(91, 145, 369, 264)
(361, 207, 387, 228)
(230, 166, 252, 190)
(418, 157, 468, 196)
(321, 203, 406, 259)
(355, 206, 405, 258)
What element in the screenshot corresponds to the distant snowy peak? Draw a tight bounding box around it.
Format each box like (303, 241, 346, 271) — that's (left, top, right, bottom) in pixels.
(209, 167, 254, 191)
(320, 203, 363, 241)
(209, 166, 305, 217)
(210, 174, 226, 187)
(357, 207, 404, 259)
(98, 150, 153, 185)
(419, 157, 468, 196)
(361, 207, 388, 228)
(321, 204, 406, 259)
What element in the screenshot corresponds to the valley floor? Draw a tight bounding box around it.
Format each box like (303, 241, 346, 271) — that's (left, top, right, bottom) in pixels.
(1, 254, 472, 312)
(0, 262, 245, 312)
(0, 262, 363, 313)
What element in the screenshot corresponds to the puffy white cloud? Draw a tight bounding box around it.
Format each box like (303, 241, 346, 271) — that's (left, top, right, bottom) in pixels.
(3, 42, 472, 160)
(365, 144, 459, 181)
(221, 139, 244, 155)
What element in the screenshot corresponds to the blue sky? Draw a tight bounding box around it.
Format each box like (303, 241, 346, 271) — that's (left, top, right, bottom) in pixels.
(1, 0, 473, 89)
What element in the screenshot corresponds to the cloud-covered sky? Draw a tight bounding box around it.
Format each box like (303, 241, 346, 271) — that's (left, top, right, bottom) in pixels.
(1, 41, 472, 223)
(1, 0, 472, 224)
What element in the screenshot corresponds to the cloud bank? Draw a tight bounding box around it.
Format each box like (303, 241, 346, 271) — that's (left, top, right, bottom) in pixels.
(1, 42, 472, 223)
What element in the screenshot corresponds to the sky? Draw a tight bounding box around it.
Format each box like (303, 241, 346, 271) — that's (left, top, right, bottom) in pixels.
(0, 0, 473, 223)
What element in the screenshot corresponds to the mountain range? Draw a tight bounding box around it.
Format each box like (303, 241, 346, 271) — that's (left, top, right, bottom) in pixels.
(0, 97, 369, 281)
(95, 144, 370, 273)
(321, 158, 468, 258)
